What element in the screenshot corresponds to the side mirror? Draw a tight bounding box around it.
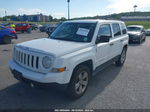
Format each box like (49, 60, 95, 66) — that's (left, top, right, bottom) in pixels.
(96, 35, 110, 44)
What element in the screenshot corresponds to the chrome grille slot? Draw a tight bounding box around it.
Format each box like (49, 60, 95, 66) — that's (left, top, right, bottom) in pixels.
(27, 54, 30, 66)
(36, 57, 39, 69)
(24, 53, 26, 65)
(31, 55, 34, 68)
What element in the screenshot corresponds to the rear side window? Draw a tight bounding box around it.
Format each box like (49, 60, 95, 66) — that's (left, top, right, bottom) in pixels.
(120, 23, 127, 34)
(112, 23, 121, 37)
(22, 24, 27, 26)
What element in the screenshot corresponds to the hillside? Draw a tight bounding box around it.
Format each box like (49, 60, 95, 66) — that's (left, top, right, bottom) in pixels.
(72, 11, 150, 20)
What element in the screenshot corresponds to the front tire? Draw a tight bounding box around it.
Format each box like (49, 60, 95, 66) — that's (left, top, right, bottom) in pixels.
(67, 65, 91, 99)
(138, 37, 142, 44)
(115, 47, 127, 66)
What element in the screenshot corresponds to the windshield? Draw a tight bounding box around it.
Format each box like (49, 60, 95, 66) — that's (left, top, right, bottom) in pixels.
(127, 27, 142, 32)
(49, 22, 96, 42)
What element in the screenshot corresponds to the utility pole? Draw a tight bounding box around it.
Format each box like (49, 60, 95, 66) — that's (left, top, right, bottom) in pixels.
(5, 11, 7, 21)
(133, 5, 137, 16)
(5, 11, 7, 16)
(67, 0, 70, 20)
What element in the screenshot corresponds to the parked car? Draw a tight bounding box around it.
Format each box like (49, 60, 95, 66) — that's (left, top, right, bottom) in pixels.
(39, 24, 50, 32)
(0, 25, 17, 44)
(46, 22, 62, 36)
(1, 23, 10, 27)
(9, 20, 128, 99)
(127, 25, 146, 43)
(146, 29, 150, 36)
(29, 23, 38, 30)
(46, 26, 57, 36)
(15, 23, 31, 33)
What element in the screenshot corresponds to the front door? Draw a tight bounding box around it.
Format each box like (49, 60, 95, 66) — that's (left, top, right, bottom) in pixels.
(95, 24, 112, 67)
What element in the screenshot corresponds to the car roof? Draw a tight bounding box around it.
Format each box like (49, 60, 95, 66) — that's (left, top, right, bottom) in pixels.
(127, 25, 143, 28)
(64, 19, 124, 24)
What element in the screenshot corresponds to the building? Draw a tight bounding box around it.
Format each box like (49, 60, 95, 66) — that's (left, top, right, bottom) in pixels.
(18, 14, 52, 22)
(121, 16, 150, 21)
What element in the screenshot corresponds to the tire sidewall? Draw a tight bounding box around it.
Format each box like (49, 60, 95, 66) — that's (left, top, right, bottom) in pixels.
(120, 48, 127, 64)
(116, 47, 127, 66)
(3, 36, 11, 44)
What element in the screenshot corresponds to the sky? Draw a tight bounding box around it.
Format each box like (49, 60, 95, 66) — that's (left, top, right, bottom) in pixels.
(0, 0, 150, 18)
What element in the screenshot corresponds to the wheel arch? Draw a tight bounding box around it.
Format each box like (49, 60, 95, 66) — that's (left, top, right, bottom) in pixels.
(68, 59, 94, 83)
(123, 44, 128, 50)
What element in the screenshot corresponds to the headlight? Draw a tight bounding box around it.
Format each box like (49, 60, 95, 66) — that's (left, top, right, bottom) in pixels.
(42, 56, 52, 69)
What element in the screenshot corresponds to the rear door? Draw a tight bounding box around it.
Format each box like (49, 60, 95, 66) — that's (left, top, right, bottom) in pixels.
(109, 23, 122, 59)
(22, 24, 27, 31)
(15, 24, 21, 31)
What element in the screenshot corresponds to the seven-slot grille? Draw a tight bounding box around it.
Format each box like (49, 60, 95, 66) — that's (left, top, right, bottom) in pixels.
(14, 47, 41, 72)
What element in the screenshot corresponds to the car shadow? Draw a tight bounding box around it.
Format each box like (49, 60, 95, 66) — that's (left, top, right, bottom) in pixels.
(0, 64, 122, 109)
(129, 40, 145, 47)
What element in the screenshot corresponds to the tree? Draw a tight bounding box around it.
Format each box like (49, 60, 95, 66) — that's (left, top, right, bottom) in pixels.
(60, 17, 67, 21)
(133, 5, 138, 16)
(0, 17, 2, 21)
(49, 15, 53, 21)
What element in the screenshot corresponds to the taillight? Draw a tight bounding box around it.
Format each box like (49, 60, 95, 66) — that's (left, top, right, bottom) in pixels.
(11, 30, 16, 33)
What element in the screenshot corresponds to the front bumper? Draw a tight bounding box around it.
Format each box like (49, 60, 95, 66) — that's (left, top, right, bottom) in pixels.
(9, 60, 70, 84)
(129, 37, 140, 42)
(9, 34, 18, 39)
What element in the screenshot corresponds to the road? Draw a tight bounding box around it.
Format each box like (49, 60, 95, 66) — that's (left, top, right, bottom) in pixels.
(0, 31, 150, 109)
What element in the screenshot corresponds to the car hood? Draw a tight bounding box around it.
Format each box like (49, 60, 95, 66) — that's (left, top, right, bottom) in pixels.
(16, 38, 92, 57)
(128, 31, 141, 35)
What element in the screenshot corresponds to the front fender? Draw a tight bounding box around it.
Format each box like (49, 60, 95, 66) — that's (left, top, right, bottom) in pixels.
(60, 47, 96, 83)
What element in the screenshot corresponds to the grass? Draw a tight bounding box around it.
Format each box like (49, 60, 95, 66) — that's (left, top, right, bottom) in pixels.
(125, 21, 150, 29)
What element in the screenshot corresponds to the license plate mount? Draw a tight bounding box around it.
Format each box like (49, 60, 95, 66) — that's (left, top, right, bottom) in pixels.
(12, 69, 23, 81)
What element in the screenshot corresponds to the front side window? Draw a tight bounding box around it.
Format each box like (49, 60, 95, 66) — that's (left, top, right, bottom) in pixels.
(50, 22, 96, 42)
(112, 23, 121, 37)
(97, 24, 112, 38)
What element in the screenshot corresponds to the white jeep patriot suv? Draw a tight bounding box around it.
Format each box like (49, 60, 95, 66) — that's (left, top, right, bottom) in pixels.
(9, 20, 129, 99)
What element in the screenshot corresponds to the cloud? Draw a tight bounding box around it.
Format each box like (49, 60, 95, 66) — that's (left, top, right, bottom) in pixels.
(52, 12, 65, 18)
(0, 8, 65, 18)
(17, 8, 48, 15)
(106, 0, 150, 13)
(0, 8, 6, 16)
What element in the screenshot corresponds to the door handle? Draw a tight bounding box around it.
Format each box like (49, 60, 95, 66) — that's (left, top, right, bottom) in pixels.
(110, 43, 114, 46)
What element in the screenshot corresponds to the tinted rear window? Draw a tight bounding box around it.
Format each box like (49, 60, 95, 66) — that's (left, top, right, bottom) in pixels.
(112, 23, 121, 37)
